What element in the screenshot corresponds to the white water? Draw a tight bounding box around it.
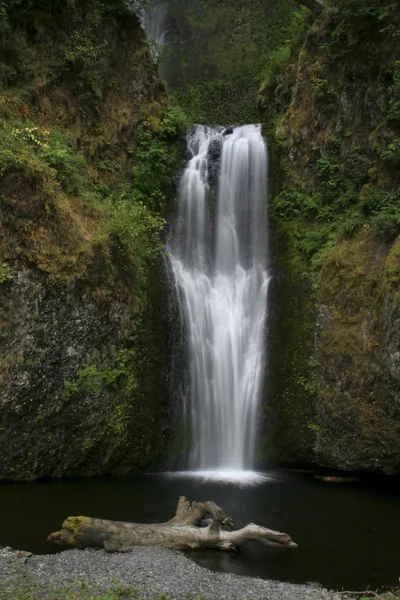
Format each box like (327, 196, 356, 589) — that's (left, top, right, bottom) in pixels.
(162, 469, 273, 487)
(141, 0, 168, 51)
(168, 125, 270, 481)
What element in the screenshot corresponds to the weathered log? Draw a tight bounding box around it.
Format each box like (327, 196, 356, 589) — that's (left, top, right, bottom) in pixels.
(48, 496, 297, 552)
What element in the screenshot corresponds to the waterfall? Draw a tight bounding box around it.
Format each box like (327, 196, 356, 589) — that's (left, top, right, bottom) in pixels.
(141, 0, 168, 53)
(168, 124, 270, 482)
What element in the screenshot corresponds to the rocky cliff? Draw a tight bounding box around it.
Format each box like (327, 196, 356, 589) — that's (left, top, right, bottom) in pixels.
(0, 0, 185, 480)
(161, 0, 300, 124)
(261, 0, 400, 474)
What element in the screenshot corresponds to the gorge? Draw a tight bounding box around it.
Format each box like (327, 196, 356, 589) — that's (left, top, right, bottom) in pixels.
(0, 0, 399, 479)
(1, 0, 400, 591)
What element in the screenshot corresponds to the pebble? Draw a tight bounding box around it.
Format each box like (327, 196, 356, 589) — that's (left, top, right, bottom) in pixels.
(0, 546, 333, 599)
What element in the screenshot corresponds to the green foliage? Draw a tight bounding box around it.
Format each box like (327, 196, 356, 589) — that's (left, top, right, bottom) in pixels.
(96, 104, 187, 295)
(0, 0, 141, 97)
(61, 25, 108, 102)
(62, 364, 105, 399)
(259, 7, 311, 102)
(0, 261, 12, 283)
(272, 188, 337, 270)
(299, 227, 333, 257)
(360, 186, 400, 240)
(271, 132, 400, 272)
(273, 188, 321, 221)
(108, 404, 130, 443)
(388, 62, 400, 122)
(160, 104, 189, 139)
(309, 60, 334, 100)
(339, 206, 365, 238)
(0, 121, 56, 193)
(62, 349, 137, 402)
(315, 142, 370, 205)
(0, 579, 178, 599)
(172, 80, 252, 125)
(0, 0, 23, 31)
(167, 0, 309, 124)
(0, 120, 86, 195)
(132, 105, 187, 208)
(328, 0, 399, 56)
(380, 138, 400, 164)
(42, 131, 86, 194)
(104, 194, 165, 289)
(259, 46, 291, 96)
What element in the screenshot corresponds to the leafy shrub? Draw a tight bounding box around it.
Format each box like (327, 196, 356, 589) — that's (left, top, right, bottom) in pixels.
(42, 132, 86, 194)
(160, 105, 188, 139)
(62, 349, 137, 401)
(360, 186, 400, 240)
(329, 0, 399, 55)
(0, 125, 58, 194)
(380, 138, 400, 164)
(371, 212, 400, 240)
(309, 61, 334, 100)
(260, 45, 291, 95)
(61, 26, 108, 102)
(339, 206, 365, 238)
(299, 227, 333, 257)
(0, 261, 12, 283)
(0, 121, 86, 195)
(272, 188, 321, 221)
(132, 105, 187, 210)
(104, 192, 165, 291)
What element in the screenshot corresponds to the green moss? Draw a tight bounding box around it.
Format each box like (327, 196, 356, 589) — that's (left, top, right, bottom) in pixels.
(0, 0, 186, 480)
(384, 237, 400, 291)
(262, 218, 316, 464)
(260, 0, 400, 473)
(0, 579, 163, 600)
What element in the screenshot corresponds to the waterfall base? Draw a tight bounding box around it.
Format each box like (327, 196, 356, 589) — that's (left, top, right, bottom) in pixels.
(162, 470, 272, 486)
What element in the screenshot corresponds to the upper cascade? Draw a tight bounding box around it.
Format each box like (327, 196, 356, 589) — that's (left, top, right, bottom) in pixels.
(140, 0, 168, 54)
(168, 124, 270, 477)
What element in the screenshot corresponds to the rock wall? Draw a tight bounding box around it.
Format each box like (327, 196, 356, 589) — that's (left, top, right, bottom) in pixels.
(261, 0, 400, 474)
(0, 0, 181, 480)
(161, 0, 299, 124)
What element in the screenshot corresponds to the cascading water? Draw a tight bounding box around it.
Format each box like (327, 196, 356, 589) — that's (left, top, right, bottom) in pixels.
(168, 124, 270, 483)
(141, 0, 168, 53)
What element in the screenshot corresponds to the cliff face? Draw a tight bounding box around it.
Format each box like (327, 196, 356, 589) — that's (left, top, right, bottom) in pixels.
(162, 0, 299, 124)
(0, 0, 184, 480)
(261, 0, 400, 474)
(3, 0, 400, 480)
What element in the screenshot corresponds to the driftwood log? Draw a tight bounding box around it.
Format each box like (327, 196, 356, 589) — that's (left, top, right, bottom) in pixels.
(48, 496, 297, 552)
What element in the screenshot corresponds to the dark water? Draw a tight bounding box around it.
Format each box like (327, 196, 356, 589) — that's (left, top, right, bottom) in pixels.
(0, 471, 399, 591)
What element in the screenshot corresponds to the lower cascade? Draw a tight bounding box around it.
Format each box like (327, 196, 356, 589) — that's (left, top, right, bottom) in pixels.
(168, 124, 270, 481)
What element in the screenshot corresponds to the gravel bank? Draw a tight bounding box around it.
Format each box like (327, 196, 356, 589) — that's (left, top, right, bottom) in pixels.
(0, 546, 338, 600)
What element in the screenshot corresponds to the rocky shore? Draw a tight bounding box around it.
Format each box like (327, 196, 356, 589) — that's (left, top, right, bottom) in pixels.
(0, 546, 335, 600)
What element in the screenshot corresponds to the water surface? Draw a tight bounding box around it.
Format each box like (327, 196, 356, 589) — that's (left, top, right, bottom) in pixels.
(0, 471, 399, 591)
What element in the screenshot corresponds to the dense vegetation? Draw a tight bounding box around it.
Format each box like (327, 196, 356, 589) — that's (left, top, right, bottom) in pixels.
(163, 0, 309, 124)
(1, 0, 400, 478)
(0, 0, 188, 480)
(0, 0, 188, 293)
(259, 0, 400, 472)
